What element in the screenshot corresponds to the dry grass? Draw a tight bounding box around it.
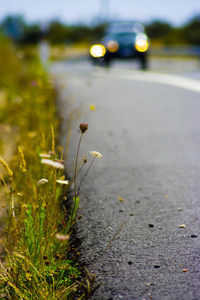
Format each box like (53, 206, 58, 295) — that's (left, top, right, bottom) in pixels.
(0, 37, 95, 299)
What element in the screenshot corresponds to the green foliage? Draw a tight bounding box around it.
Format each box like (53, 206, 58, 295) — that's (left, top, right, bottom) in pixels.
(145, 16, 200, 45)
(1, 13, 200, 46)
(47, 21, 106, 44)
(21, 24, 42, 44)
(182, 16, 200, 45)
(146, 20, 173, 39)
(0, 38, 83, 299)
(48, 21, 70, 44)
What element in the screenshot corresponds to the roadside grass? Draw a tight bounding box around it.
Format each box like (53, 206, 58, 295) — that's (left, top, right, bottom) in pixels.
(0, 37, 98, 299)
(48, 43, 89, 61)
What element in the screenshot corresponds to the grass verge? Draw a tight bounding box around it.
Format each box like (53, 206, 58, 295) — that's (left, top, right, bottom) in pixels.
(0, 37, 98, 299)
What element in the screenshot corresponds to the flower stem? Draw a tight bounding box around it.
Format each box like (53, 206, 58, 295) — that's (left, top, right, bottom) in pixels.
(77, 157, 95, 196)
(74, 133, 83, 198)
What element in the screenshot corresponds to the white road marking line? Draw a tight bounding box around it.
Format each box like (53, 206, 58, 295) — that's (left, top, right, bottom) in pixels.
(93, 68, 200, 93)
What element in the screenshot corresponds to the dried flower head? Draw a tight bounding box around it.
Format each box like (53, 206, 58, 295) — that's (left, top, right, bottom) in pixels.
(37, 178, 48, 185)
(56, 179, 69, 185)
(79, 123, 89, 134)
(41, 159, 64, 169)
(55, 233, 70, 241)
(90, 151, 102, 158)
(39, 153, 51, 158)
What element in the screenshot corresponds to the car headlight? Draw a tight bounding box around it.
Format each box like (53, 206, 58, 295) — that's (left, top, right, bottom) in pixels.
(135, 33, 149, 52)
(107, 40, 119, 52)
(90, 44, 106, 58)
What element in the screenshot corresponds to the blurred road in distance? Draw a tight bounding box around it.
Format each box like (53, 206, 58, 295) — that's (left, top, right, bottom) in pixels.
(53, 56, 200, 80)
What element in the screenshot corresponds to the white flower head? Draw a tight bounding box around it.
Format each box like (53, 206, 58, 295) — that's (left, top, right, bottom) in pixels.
(39, 153, 51, 158)
(56, 179, 69, 185)
(37, 179, 48, 185)
(41, 159, 64, 169)
(90, 151, 102, 158)
(55, 233, 70, 241)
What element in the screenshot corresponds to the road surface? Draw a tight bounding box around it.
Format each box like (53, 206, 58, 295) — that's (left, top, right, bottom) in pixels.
(52, 59, 200, 300)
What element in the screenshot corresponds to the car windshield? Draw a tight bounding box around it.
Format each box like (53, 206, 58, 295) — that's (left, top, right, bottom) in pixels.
(103, 33, 136, 43)
(106, 22, 145, 34)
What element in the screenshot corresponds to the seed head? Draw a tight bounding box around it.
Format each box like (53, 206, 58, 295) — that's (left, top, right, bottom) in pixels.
(55, 233, 70, 241)
(0, 157, 13, 177)
(41, 159, 64, 169)
(37, 178, 48, 185)
(79, 123, 89, 134)
(39, 153, 51, 158)
(18, 147, 27, 173)
(56, 179, 69, 185)
(90, 151, 102, 158)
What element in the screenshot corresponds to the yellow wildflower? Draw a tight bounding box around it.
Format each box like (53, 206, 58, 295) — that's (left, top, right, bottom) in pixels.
(89, 104, 96, 111)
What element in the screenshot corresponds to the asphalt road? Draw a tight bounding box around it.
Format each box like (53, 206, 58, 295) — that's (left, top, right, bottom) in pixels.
(52, 59, 200, 300)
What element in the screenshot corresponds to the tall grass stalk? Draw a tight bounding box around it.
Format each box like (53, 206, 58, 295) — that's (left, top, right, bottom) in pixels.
(0, 38, 81, 299)
(0, 37, 102, 299)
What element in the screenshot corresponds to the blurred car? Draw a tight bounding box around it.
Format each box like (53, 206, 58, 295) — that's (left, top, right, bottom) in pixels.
(90, 21, 149, 69)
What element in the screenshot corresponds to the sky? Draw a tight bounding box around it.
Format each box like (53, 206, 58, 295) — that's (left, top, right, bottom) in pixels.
(0, 0, 200, 26)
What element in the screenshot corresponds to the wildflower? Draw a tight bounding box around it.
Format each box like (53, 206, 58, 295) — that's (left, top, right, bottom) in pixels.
(55, 233, 70, 241)
(39, 153, 51, 158)
(90, 151, 102, 158)
(56, 179, 69, 185)
(89, 104, 96, 111)
(0, 157, 13, 177)
(31, 80, 37, 87)
(79, 123, 89, 134)
(41, 159, 64, 169)
(37, 178, 48, 185)
(49, 151, 55, 155)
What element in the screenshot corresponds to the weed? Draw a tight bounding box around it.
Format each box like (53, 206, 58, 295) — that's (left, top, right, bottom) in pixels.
(0, 37, 101, 299)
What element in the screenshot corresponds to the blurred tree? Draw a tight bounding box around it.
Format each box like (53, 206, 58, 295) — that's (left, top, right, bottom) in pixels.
(183, 16, 200, 44)
(47, 21, 70, 44)
(145, 20, 172, 38)
(0, 15, 25, 41)
(20, 24, 41, 44)
(47, 21, 106, 44)
(1, 14, 199, 46)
